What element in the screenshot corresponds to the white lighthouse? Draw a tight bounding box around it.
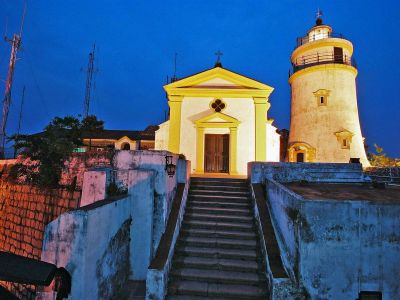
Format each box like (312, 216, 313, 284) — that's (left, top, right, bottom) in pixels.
(287, 15, 370, 166)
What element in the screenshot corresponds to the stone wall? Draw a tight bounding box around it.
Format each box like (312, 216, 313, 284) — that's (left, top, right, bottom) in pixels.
(0, 181, 80, 299)
(39, 169, 155, 299)
(113, 150, 179, 253)
(299, 198, 400, 299)
(248, 162, 366, 184)
(265, 179, 400, 299)
(60, 151, 112, 189)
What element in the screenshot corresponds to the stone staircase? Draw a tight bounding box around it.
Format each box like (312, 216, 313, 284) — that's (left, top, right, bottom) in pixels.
(167, 177, 268, 300)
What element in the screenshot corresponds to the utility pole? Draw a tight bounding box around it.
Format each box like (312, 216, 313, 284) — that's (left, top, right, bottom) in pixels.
(16, 85, 25, 136)
(0, 4, 26, 158)
(14, 85, 25, 158)
(83, 43, 96, 118)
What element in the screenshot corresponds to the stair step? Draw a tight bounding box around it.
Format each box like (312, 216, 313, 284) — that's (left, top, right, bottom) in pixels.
(186, 213, 253, 224)
(190, 184, 248, 191)
(189, 194, 249, 203)
(186, 206, 251, 216)
(170, 268, 262, 285)
(179, 236, 257, 250)
(190, 189, 250, 197)
(168, 280, 266, 299)
(173, 256, 259, 272)
(175, 245, 258, 260)
(188, 200, 250, 209)
(180, 228, 257, 240)
(183, 220, 254, 232)
(168, 295, 233, 300)
(191, 177, 247, 183)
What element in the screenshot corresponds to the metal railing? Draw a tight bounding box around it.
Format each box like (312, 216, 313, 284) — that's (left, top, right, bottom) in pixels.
(290, 52, 357, 76)
(364, 167, 400, 185)
(296, 32, 346, 47)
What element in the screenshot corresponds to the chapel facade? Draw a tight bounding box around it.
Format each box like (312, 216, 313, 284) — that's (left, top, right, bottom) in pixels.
(155, 66, 281, 175)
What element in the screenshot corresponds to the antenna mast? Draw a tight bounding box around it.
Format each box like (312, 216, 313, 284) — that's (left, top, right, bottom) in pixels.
(83, 43, 96, 118)
(16, 85, 25, 136)
(0, 3, 26, 158)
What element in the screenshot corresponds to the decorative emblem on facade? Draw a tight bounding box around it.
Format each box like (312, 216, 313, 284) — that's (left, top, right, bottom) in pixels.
(210, 99, 226, 112)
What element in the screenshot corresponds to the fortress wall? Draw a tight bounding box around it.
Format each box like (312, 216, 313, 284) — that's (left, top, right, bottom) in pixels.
(0, 181, 80, 299)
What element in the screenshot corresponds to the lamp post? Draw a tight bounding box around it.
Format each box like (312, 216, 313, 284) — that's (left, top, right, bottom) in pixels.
(165, 155, 176, 177)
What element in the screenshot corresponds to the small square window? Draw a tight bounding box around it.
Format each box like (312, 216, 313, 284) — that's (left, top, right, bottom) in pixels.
(341, 138, 350, 149)
(314, 89, 330, 106)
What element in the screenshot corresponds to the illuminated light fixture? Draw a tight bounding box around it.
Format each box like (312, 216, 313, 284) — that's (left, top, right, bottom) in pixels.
(165, 155, 176, 177)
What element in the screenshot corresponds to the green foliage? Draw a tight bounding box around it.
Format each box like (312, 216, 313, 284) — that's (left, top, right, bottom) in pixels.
(368, 144, 400, 167)
(9, 115, 104, 188)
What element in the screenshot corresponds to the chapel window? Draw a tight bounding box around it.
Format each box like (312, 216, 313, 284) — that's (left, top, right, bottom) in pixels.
(210, 99, 226, 112)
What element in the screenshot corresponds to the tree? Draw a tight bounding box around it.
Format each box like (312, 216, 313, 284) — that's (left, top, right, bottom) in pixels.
(9, 115, 104, 188)
(368, 144, 400, 167)
(81, 115, 104, 150)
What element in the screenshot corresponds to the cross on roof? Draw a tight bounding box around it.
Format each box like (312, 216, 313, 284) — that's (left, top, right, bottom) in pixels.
(215, 50, 223, 63)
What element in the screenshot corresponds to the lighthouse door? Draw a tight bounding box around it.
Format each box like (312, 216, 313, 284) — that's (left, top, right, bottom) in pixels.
(334, 47, 343, 63)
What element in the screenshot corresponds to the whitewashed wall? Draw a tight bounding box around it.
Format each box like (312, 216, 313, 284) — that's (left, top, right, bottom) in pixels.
(180, 96, 255, 174)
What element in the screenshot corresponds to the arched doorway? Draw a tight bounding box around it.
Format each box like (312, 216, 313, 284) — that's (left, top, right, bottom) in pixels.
(121, 143, 130, 150)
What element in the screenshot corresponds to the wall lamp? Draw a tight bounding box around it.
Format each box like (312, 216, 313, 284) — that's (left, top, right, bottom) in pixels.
(165, 155, 176, 177)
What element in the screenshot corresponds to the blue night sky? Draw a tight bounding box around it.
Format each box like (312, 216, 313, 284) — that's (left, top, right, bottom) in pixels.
(0, 0, 399, 157)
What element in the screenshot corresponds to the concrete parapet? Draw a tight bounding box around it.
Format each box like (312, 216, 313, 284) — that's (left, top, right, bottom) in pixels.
(248, 162, 366, 184)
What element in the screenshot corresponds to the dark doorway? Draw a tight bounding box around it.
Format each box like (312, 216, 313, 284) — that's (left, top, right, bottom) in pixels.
(296, 152, 304, 162)
(205, 134, 229, 173)
(122, 143, 130, 150)
(334, 47, 344, 63)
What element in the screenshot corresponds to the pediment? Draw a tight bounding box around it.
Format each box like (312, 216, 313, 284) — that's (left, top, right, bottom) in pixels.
(116, 136, 133, 143)
(164, 67, 273, 95)
(194, 77, 241, 88)
(194, 112, 240, 128)
(206, 117, 229, 122)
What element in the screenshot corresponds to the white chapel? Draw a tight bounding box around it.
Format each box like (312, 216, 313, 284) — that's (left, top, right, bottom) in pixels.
(155, 65, 281, 175)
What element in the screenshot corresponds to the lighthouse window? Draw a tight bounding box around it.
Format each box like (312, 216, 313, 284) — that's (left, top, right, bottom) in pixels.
(341, 138, 350, 149)
(314, 89, 330, 106)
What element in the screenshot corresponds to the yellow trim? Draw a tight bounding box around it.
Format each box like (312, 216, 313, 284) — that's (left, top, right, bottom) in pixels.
(289, 64, 358, 84)
(194, 112, 240, 128)
(229, 127, 238, 175)
(291, 38, 353, 62)
(165, 87, 272, 98)
(334, 129, 354, 150)
(313, 89, 331, 106)
(288, 142, 316, 162)
(253, 97, 270, 161)
(167, 95, 184, 153)
(196, 127, 205, 173)
(165, 67, 273, 91)
(194, 112, 240, 175)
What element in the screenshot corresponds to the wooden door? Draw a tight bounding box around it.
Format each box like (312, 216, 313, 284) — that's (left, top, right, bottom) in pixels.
(205, 134, 229, 173)
(296, 152, 304, 162)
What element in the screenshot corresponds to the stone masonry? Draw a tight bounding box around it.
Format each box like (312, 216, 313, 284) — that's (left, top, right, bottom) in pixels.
(0, 181, 80, 299)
